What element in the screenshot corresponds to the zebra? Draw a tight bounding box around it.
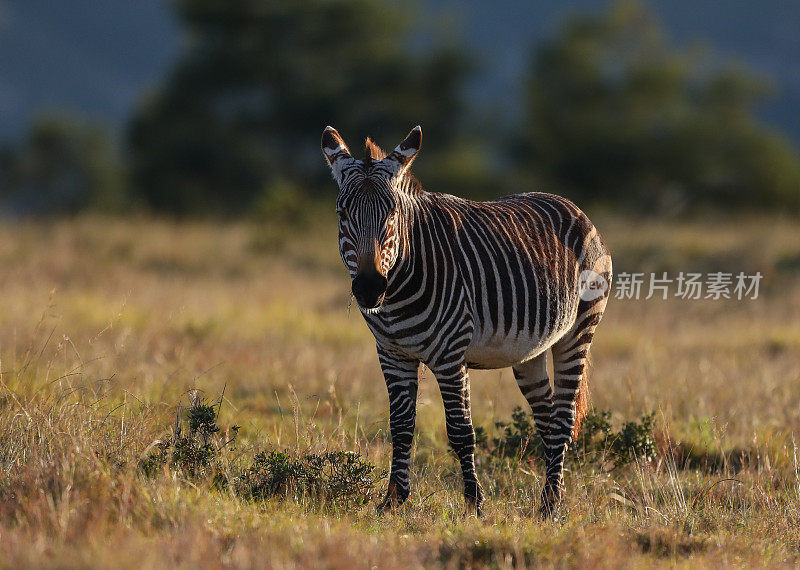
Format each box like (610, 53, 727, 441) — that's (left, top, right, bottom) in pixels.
(321, 125, 612, 517)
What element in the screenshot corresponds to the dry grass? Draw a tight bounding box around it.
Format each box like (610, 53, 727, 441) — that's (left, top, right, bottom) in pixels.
(0, 213, 799, 568)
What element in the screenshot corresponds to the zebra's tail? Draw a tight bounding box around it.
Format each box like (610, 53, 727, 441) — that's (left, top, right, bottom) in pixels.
(573, 349, 590, 439)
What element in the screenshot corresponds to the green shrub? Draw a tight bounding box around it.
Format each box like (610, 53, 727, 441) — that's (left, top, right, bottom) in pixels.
(234, 450, 384, 507)
(477, 407, 657, 470)
(138, 392, 237, 480)
(139, 391, 383, 509)
(475, 407, 544, 461)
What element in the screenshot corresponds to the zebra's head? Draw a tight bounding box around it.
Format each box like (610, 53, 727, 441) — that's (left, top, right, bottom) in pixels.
(321, 125, 422, 312)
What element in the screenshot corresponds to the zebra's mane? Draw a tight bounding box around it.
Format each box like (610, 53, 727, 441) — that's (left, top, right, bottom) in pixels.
(364, 138, 423, 196)
(364, 137, 387, 161)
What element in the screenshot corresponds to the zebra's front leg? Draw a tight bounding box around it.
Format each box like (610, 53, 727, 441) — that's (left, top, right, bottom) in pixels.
(430, 359, 483, 516)
(376, 346, 420, 514)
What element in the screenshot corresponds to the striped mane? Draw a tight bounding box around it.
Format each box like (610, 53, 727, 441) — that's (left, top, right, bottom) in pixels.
(364, 137, 387, 161)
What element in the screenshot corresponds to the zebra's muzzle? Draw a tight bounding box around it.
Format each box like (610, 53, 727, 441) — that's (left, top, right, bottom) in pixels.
(352, 271, 388, 310)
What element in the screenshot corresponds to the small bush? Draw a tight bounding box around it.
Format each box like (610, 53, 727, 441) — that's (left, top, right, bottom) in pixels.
(477, 407, 657, 469)
(573, 409, 658, 467)
(234, 450, 384, 508)
(611, 413, 658, 464)
(138, 392, 237, 480)
(139, 391, 383, 509)
(475, 407, 544, 461)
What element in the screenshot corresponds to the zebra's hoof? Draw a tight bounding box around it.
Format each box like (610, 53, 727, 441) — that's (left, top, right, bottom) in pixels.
(538, 480, 564, 520)
(538, 493, 561, 520)
(538, 496, 566, 521)
(376, 497, 395, 515)
(376, 482, 404, 514)
(538, 501, 556, 520)
(465, 496, 483, 518)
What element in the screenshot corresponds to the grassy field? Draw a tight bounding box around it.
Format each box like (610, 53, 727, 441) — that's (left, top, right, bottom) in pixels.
(1, 214, 800, 568)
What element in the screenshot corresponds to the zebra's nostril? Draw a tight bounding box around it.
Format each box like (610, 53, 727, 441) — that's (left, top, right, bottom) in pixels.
(352, 272, 388, 308)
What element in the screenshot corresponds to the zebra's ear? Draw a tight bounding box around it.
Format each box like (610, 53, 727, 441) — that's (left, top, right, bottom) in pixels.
(386, 126, 422, 173)
(321, 126, 352, 181)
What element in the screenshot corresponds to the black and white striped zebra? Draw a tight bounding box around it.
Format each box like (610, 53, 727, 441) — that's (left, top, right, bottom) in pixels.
(322, 125, 612, 517)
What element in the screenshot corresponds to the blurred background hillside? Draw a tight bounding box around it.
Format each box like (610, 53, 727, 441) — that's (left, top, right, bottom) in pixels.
(1, 0, 799, 217)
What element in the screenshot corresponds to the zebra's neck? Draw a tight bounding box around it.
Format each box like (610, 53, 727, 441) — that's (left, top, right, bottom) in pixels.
(384, 191, 459, 307)
(385, 193, 421, 299)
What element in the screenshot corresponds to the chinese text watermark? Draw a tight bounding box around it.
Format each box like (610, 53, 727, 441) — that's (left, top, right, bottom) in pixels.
(613, 272, 762, 300)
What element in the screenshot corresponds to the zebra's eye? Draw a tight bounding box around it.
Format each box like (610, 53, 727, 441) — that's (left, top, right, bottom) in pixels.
(336, 207, 348, 221)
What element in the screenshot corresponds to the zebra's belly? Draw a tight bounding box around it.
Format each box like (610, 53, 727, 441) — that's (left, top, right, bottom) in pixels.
(464, 332, 558, 369)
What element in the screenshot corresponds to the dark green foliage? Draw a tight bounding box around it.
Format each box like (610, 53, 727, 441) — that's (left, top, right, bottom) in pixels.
(187, 402, 221, 440)
(128, 0, 477, 214)
(517, 0, 800, 213)
(477, 407, 544, 461)
(139, 392, 382, 508)
(139, 394, 236, 479)
(140, 432, 214, 479)
(0, 115, 128, 216)
(234, 450, 384, 507)
(573, 410, 658, 468)
(477, 406, 657, 470)
(612, 413, 658, 464)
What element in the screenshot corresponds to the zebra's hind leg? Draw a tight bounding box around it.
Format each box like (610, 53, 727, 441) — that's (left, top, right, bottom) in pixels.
(512, 353, 554, 463)
(430, 359, 483, 516)
(539, 298, 607, 518)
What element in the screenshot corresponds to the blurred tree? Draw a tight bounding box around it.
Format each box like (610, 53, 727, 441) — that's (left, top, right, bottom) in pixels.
(0, 115, 127, 216)
(516, 0, 800, 213)
(129, 0, 477, 215)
